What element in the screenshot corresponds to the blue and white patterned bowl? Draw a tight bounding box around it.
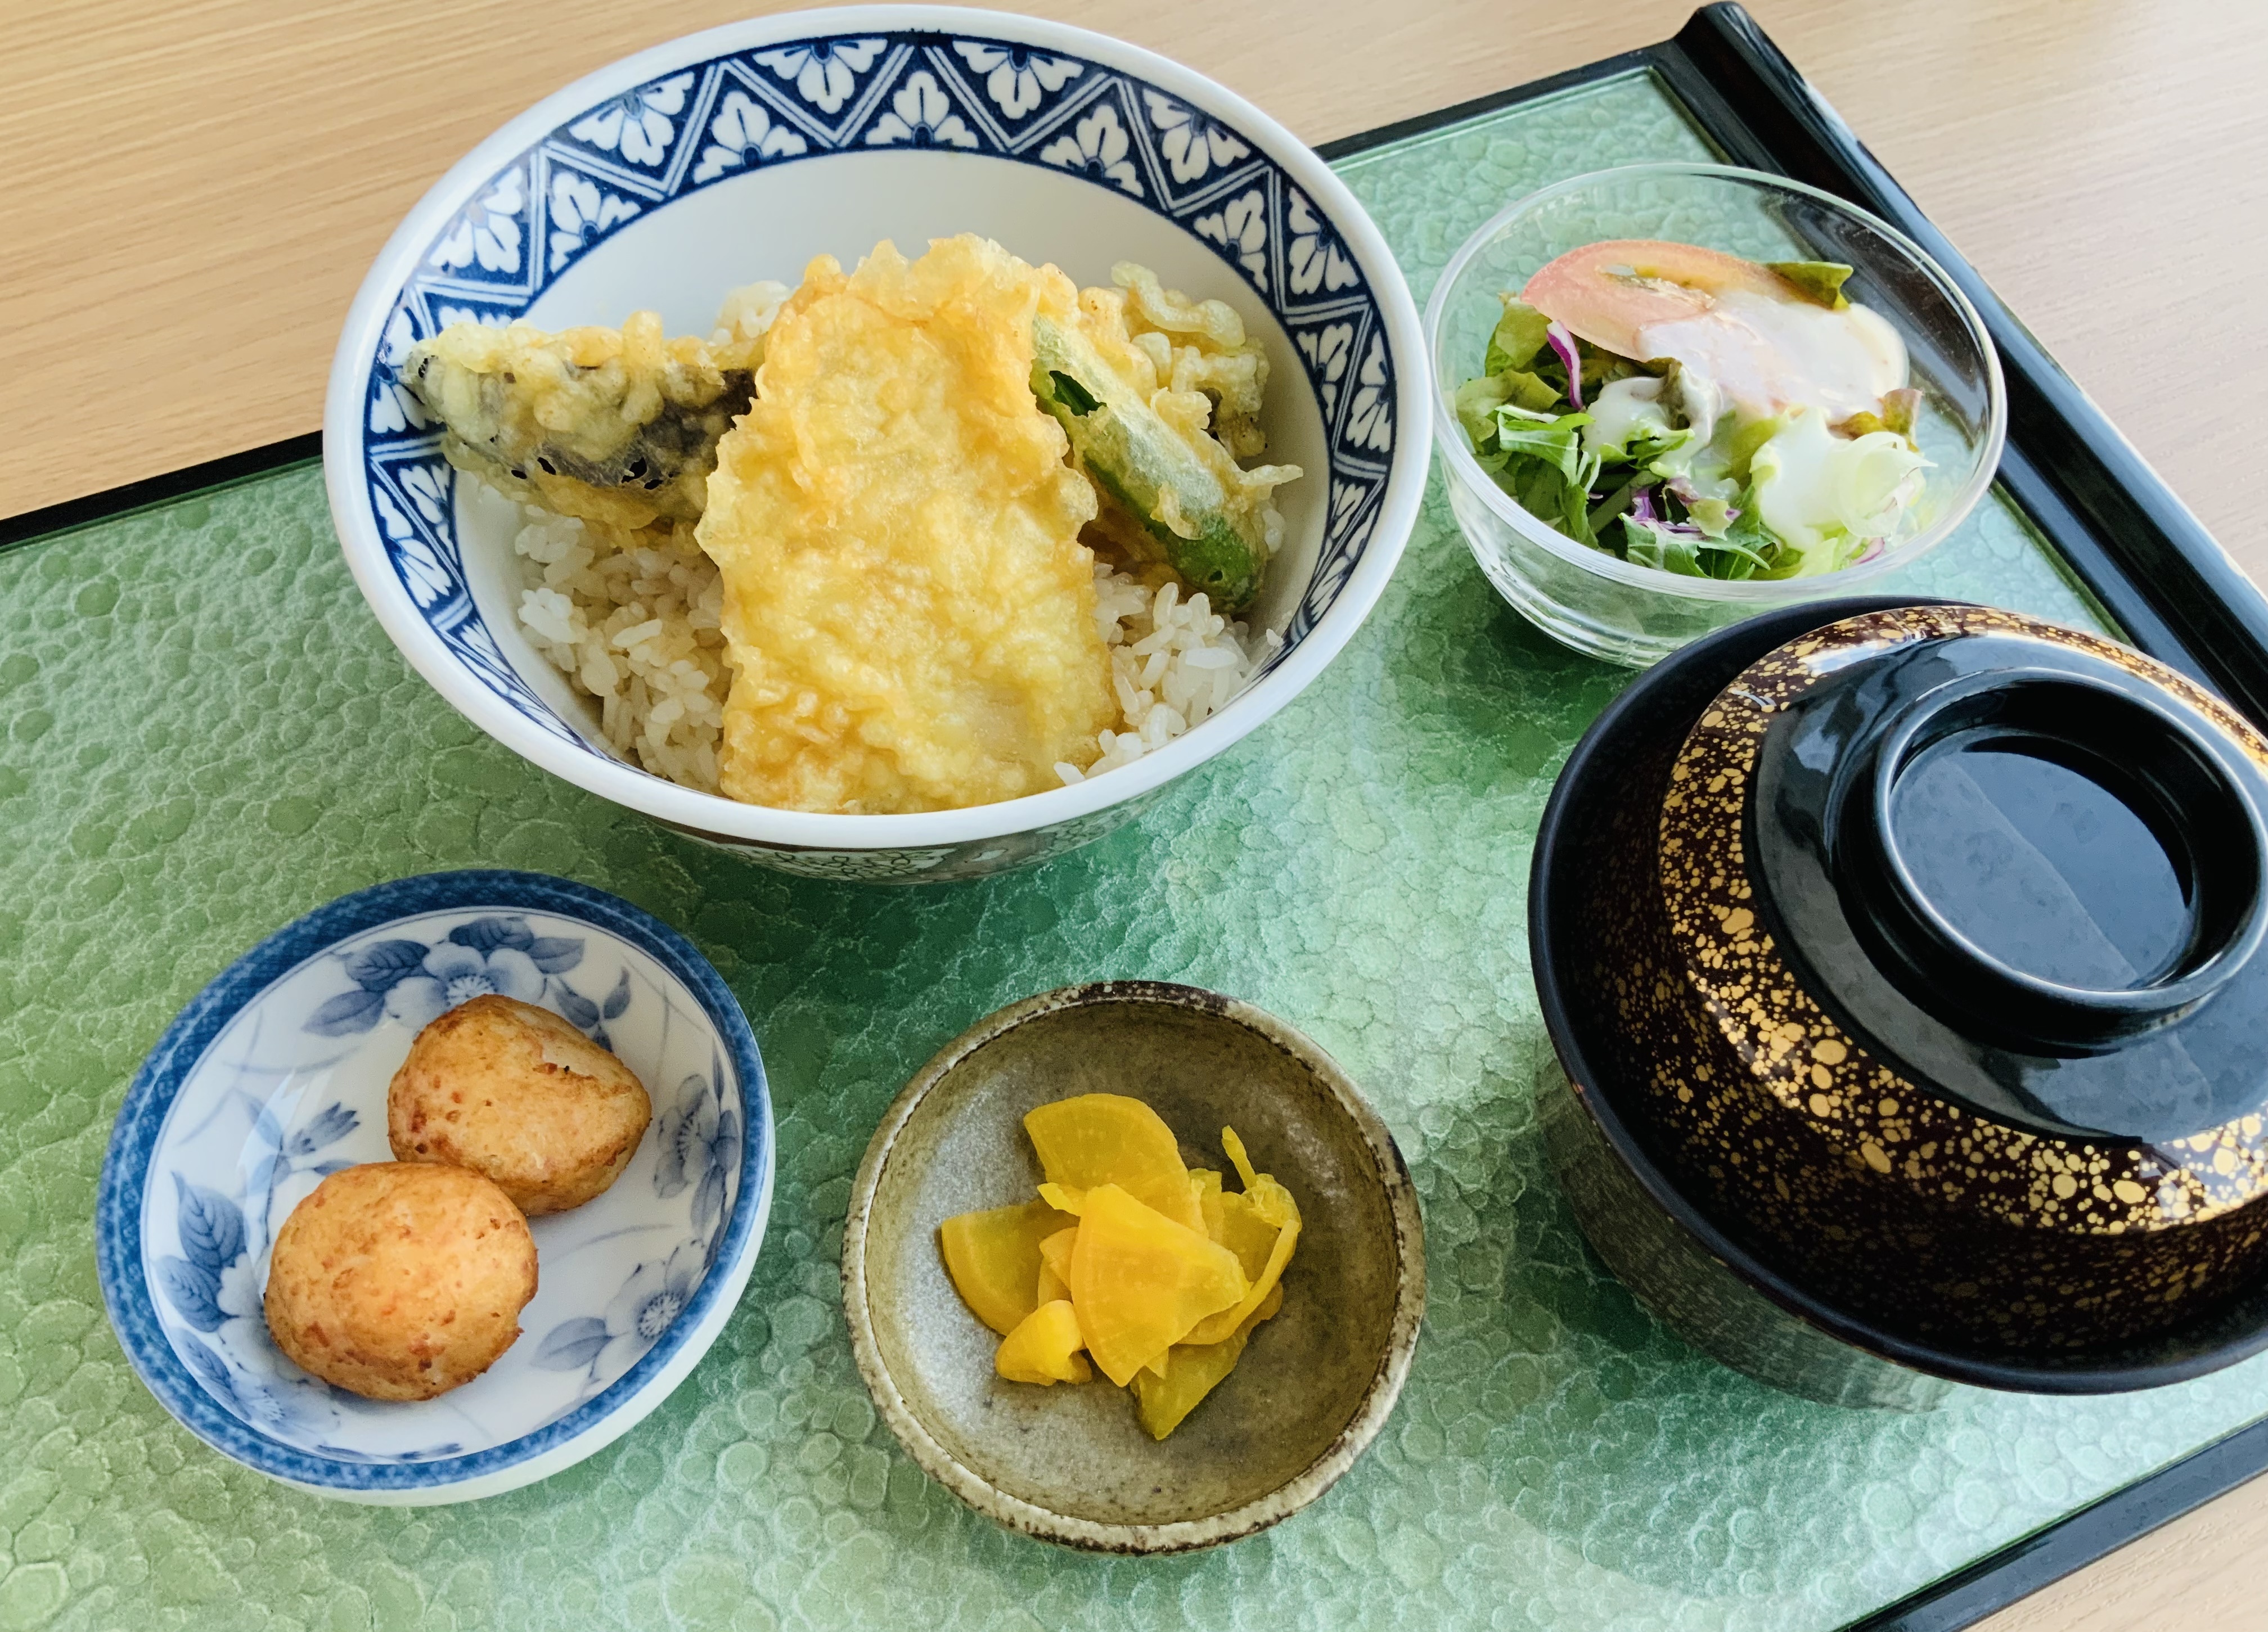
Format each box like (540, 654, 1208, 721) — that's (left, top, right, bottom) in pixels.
(95, 871, 773, 1504)
(323, 6, 1429, 881)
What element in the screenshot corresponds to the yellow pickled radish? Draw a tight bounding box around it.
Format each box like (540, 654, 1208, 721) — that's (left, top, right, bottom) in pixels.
(1223, 1126, 1299, 1229)
(1131, 1282, 1286, 1440)
(1068, 1183, 1248, 1385)
(1190, 1169, 1225, 1241)
(938, 1099, 1303, 1440)
(1211, 1188, 1286, 1276)
(938, 1198, 1081, 1336)
(1181, 1129, 1302, 1346)
(1024, 1094, 1205, 1233)
(995, 1300, 1091, 1385)
(1182, 1219, 1298, 1346)
(1035, 1226, 1077, 1304)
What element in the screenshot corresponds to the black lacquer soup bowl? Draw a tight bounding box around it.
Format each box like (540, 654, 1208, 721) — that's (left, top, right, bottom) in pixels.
(1534, 599, 2268, 1403)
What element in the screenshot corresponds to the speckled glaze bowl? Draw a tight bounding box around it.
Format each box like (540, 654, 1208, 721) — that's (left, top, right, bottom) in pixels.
(841, 982, 1424, 1551)
(1534, 599, 2268, 1403)
(326, 6, 1428, 882)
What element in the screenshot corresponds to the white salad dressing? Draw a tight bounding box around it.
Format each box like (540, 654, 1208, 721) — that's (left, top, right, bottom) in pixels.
(1631, 288, 1907, 418)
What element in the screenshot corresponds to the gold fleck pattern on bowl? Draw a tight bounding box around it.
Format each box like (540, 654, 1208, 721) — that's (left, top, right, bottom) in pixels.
(1640, 606, 2268, 1349)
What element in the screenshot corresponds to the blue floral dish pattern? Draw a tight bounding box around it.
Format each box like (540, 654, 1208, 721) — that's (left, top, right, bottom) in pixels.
(302, 913, 632, 1046)
(357, 29, 1398, 752)
(96, 871, 773, 1498)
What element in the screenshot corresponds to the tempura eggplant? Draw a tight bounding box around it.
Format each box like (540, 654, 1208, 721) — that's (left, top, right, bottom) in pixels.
(399, 283, 785, 529)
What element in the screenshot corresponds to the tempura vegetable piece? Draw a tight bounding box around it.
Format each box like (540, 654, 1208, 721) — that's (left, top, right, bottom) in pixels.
(1032, 268, 1300, 614)
(1112, 264, 1272, 458)
(1024, 1094, 1205, 1234)
(938, 1198, 1079, 1337)
(1182, 1128, 1302, 1345)
(400, 284, 784, 530)
(995, 1300, 1092, 1385)
(1131, 1282, 1284, 1440)
(1036, 1226, 1077, 1305)
(1068, 1183, 1248, 1386)
(700, 236, 1117, 813)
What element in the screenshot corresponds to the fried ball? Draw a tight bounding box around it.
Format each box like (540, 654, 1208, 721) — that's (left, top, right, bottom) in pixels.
(388, 994, 652, 1215)
(263, 1162, 536, 1401)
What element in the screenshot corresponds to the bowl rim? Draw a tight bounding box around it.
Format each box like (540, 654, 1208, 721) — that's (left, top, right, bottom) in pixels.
(1529, 597, 2268, 1393)
(93, 868, 777, 1497)
(839, 979, 1427, 1552)
(1421, 160, 2009, 603)
(322, 4, 1432, 853)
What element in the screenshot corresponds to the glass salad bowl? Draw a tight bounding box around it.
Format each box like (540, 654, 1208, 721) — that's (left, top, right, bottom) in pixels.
(1423, 163, 2006, 666)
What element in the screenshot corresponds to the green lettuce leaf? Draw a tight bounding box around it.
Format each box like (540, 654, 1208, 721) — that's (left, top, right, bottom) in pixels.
(1623, 502, 1781, 580)
(1682, 493, 1736, 537)
(1483, 298, 1553, 375)
(1766, 260, 1854, 310)
(1455, 369, 1561, 451)
(1748, 408, 1929, 574)
(1490, 406, 1603, 547)
(1494, 406, 1598, 489)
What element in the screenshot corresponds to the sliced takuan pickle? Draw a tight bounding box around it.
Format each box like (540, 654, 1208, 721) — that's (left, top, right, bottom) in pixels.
(1068, 1183, 1248, 1385)
(995, 1300, 1092, 1385)
(1024, 1094, 1205, 1233)
(1035, 1226, 1077, 1305)
(1190, 1168, 1225, 1242)
(938, 1198, 1079, 1337)
(1182, 1128, 1302, 1346)
(1131, 1282, 1285, 1439)
(938, 1098, 1303, 1440)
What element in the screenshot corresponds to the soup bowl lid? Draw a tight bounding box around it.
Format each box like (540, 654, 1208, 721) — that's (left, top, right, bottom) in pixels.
(1662, 603, 2268, 1239)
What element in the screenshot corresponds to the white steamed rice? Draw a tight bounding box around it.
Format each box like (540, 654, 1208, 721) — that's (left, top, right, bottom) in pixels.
(507, 507, 1275, 798)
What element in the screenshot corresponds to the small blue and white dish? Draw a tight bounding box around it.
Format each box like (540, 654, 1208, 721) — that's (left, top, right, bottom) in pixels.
(323, 4, 1429, 881)
(95, 870, 773, 1504)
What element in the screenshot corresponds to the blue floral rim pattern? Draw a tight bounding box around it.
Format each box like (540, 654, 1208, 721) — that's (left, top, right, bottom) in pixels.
(94, 870, 773, 1492)
(357, 29, 1398, 752)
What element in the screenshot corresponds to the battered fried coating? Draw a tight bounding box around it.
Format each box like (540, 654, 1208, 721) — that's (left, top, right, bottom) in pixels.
(400, 283, 786, 529)
(388, 995, 651, 1216)
(1108, 263, 1275, 460)
(263, 1162, 537, 1401)
(1034, 268, 1300, 610)
(699, 236, 1116, 813)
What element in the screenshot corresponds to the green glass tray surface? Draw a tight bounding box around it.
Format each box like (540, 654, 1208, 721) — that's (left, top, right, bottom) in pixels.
(4, 67, 2261, 1632)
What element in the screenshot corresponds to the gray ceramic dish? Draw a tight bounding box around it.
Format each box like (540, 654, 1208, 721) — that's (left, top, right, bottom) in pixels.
(842, 981, 1425, 1552)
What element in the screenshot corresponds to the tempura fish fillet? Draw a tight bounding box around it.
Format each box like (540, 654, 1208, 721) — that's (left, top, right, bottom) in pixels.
(400, 284, 785, 529)
(698, 236, 1116, 814)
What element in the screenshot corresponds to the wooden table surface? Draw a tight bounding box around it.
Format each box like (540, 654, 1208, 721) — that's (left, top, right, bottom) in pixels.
(7, 0, 2267, 1623)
